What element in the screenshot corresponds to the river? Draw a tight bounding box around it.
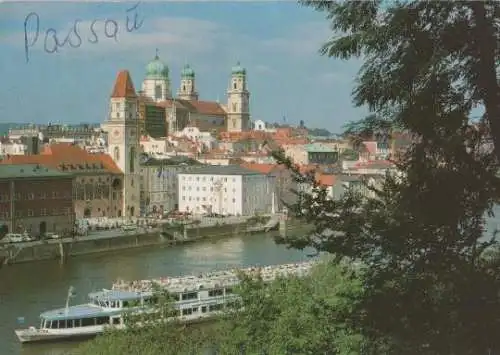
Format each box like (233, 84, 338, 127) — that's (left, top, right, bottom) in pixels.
(2, 208, 500, 355)
(0, 231, 314, 355)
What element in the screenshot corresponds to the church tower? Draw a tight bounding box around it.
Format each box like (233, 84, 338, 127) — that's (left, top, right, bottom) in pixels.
(177, 64, 199, 101)
(226, 62, 250, 132)
(141, 50, 171, 102)
(102, 70, 141, 218)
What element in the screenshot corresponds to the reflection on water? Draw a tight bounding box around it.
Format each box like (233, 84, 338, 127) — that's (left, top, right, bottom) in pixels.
(0, 232, 310, 355)
(183, 238, 244, 265)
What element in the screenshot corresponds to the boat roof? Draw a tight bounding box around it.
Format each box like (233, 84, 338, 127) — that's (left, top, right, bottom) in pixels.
(112, 261, 316, 294)
(40, 304, 121, 321)
(88, 289, 144, 301)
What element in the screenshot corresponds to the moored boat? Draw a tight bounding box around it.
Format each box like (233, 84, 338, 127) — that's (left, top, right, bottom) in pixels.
(15, 260, 316, 344)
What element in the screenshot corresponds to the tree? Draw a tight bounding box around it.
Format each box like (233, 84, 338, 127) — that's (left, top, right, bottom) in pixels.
(205, 259, 378, 354)
(301, 0, 500, 161)
(270, 1, 500, 353)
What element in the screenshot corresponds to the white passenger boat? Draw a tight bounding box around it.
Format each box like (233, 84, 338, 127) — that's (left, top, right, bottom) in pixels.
(15, 261, 316, 344)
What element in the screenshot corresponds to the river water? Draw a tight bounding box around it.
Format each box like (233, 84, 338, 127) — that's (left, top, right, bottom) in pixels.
(0, 232, 314, 355)
(2, 208, 500, 355)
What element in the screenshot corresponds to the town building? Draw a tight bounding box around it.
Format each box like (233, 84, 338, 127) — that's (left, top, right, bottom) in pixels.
(241, 162, 297, 211)
(1, 143, 123, 219)
(139, 155, 201, 216)
(177, 165, 275, 216)
(0, 164, 74, 236)
(101, 70, 142, 218)
(283, 143, 339, 165)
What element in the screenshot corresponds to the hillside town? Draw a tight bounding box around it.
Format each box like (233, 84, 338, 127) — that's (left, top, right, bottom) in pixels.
(0, 54, 412, 239)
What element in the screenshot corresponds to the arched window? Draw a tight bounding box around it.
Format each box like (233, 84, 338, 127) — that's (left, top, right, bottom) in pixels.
(182, 85, 186, 92)
(129, 147, 136, 173)
(232, 103, 237, 112)
(113, 146, 120, 162)
(233, 82, 237, 90)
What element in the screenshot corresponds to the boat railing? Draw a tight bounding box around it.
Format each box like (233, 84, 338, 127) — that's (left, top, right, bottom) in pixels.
(111, 261, 317, 294)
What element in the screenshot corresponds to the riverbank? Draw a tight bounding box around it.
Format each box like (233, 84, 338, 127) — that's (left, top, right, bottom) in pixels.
(0, 218, 307, 266)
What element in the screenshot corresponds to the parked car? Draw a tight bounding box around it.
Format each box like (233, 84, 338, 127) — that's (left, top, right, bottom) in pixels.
(44, 233, 61, 240)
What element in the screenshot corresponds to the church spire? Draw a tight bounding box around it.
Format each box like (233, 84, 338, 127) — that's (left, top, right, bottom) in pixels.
(111, 70, 137, 98)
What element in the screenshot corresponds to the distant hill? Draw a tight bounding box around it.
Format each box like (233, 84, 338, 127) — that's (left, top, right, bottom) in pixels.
(0, 123, 19, 136)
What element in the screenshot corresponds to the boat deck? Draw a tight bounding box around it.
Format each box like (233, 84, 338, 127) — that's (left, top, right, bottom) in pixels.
(112, 261, 317, 294)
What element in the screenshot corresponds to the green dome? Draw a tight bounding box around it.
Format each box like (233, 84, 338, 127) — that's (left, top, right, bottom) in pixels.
(181, 64, 195, 78)
(145, 54, 169, 80)
(231, 61, 246, 75)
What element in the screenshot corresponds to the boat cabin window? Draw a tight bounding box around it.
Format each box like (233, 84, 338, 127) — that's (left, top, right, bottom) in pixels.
(181, 307, 198, 316)
(96, 316, 109, 325)
(181, 292, 197, 301)
(209, 304, 223, 312)
(92, 298, 122, 308)
(75, 319, 82, 327)
(81, 317, 95, 327)
(208, 289, 224, 297)
(143, 296, 159, 305)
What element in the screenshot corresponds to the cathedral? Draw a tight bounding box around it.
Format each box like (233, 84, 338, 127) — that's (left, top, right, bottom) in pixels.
(99, 53, 253, 217)
(137, 52, 251, 136)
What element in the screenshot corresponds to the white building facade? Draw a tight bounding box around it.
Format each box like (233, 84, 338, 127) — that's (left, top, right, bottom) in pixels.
(178, 166, 274, 216)
(140, 156, 200, 216)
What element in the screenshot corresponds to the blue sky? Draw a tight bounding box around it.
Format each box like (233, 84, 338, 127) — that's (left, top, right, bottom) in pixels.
(0, 1, 368, 133)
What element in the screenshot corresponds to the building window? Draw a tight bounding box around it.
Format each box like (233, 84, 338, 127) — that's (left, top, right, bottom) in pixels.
(130, 147, 136, 173)
(41, 208, 47, 216)
(52, 209, 58, 216)
(28, 193, 35, 200)
(233, 82, 237, 90)
(39, 192, 47, 199)
(14, 192, 21, 201)
(155, 85, 162, 100)
(27, 209, 34, 217)
(114, 146, 120, 161)
(52, 191, 58, 199)
(15, 210, 22, 218)
(232, 198, 236, 203)
(182, 196, 186, 201)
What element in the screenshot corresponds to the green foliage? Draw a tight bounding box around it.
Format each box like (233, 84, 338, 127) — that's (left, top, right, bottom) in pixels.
(213, 259, 381, 354)
(270, 1, 500, 353)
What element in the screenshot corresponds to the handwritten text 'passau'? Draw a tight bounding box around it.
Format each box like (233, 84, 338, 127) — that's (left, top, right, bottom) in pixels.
(24, 2, 144, 63)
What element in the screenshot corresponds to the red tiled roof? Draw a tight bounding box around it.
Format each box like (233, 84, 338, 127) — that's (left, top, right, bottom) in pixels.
(158, 99, 226, 116)
(240, 163, 276, 175)
(184, 100, 226, 115)
(1, 143, 122, 175)
(111, 70, 137, 98)
(362, 141, 377, 154)
(316, 174, 335, 186)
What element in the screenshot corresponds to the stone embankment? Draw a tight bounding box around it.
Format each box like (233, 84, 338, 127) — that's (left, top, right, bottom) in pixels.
(0, 216, 305, 266)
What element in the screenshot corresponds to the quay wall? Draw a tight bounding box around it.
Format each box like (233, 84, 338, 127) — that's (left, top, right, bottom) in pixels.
(0, 219, 306, 266)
